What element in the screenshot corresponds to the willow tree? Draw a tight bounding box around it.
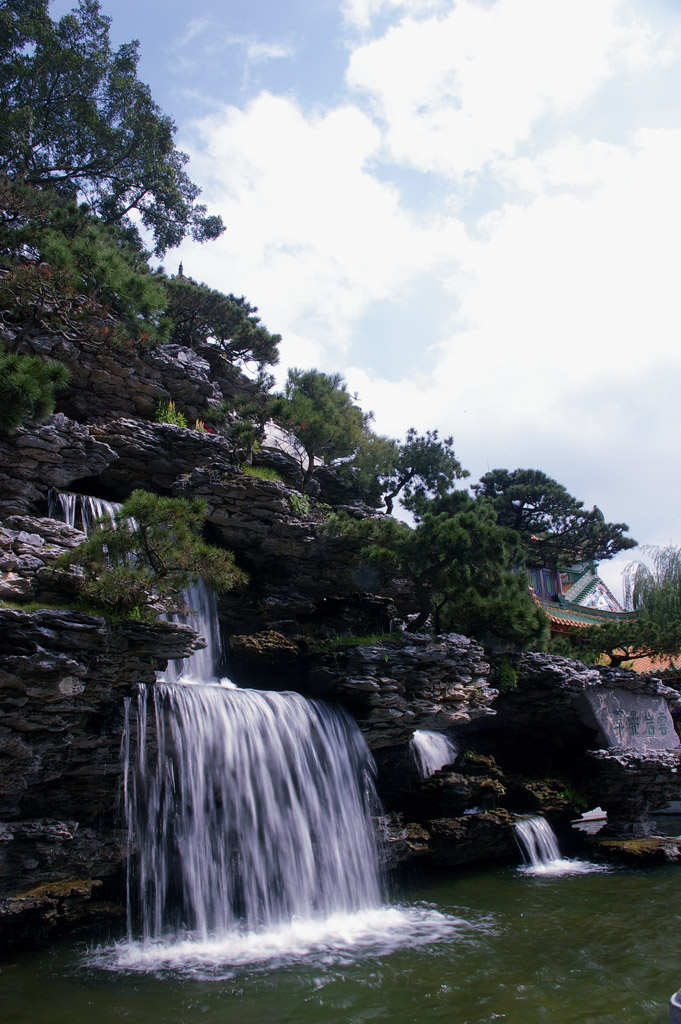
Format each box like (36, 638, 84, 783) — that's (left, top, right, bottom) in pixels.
(624, 545, 681, 625)
(550, 545, 681, 667)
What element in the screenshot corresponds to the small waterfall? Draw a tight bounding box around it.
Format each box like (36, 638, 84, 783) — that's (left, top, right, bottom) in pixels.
(48, 489, 78, 528)
(515, 816, 562, 868)
(161, 580, 221, 684)
(49, 489, 213, 680)
(514, 815, 607, 876)
(48, 489, 121, 535)
(410, 729, 458, 778)
(123, 683, 384, 944)
(81, 495, 119, 533)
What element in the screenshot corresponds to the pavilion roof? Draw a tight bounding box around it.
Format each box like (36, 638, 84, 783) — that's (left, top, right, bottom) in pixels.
(561, 563, 624, 612)
(533, 593, 636, 628)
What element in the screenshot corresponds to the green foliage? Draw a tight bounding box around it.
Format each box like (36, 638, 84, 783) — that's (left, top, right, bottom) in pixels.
(0, 172, 55, 254)
(0, 343, 70, 432)
(380, 428, 468, 514)
(490, 655, 518, 692)
(550, 546, 681, 668)
(0, 179, 169, 346)
(317, 632, 396, 651)
(331, 496, 549, 649)
(270, 368, 372, 492)
(328, 427, 468, 512)
(154, 399, 187, 427)
(336, 429, 400, 506)
(288, 491, 311, 516)
(0, 597, 105, 617)
(241, 464, 284, 483)
(0, 0, 224, 255)
(59, 489, 247, 615)
(548, 618, 681, 668)
(166, 276, 280, 369)
(203, 377, 274, 463)
(624, 545, 681, 626)
(474, 467, 636, 567)
(39, 203, 169, 342)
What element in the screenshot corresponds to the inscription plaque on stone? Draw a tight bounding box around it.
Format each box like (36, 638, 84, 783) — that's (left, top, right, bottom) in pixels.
(579, 687, 679, 751)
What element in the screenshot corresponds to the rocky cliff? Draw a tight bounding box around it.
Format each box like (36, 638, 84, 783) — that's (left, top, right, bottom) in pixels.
(2, 328, 680, 949)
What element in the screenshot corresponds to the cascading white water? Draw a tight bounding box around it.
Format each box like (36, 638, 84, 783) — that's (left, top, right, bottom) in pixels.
(514, 816, 608, 876)
(514, 816, 561, 868)
(48, 488, 78, 528)
(48, 488, 121, 535)
(161, 581, 222, 683)
(81, 495, 119, 533)
(42, 486, 465, 970)
(410, 729, 458, 778)
(123, 682, 384, 942)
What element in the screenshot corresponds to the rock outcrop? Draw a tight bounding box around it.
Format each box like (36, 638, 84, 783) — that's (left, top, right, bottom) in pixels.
(2, 327, 680, 950)
(307, 632, 495, 749)
(0, 607, 201, 949)
(0, 414, 117, 519)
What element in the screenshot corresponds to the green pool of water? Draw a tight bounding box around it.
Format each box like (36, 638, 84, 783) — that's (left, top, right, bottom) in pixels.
(2, 862, 679, 1024)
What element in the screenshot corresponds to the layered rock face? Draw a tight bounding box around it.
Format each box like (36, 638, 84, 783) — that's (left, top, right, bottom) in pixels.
(465, 653, 681, 841)
(2, 328, 681, 949)
(14, 334, 231, 425)
(0, 607, 201, 948)
(307, 632, 495, 749)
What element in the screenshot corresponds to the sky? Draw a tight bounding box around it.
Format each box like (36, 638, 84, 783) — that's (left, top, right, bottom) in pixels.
(50, 0, 681, 598)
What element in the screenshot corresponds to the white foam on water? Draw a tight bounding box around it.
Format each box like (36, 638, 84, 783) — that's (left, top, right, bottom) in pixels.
(92, 904, 470, 976)
(518, 857, 611, 877)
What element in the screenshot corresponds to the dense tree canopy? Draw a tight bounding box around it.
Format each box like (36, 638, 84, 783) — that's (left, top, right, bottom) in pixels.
(0, 0, 224, 255)
(0, 179, 169, 345)
(353, 427, 468, 514)
(473, 468, 636, 567)
(270, 369, 372, 491)
(331, 495, 549, 648)
(166, 276, 280, 370)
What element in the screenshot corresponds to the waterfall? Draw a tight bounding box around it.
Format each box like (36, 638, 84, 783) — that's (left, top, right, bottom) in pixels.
(161, 580, 221, 683)
(49, 488, 212, 680)
(48, 489, 121, 535)
(123, 683, 384, 943)
(514, 816, 562, 868)
(514, 816, 607, 876)
(410, 729, 458, 778)
(81, 495, 119, 533)
(48, 488, 78, 528)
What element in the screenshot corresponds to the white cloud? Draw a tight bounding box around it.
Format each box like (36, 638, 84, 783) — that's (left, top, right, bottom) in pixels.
(171, 17, 212, 50)
(346, 0, 673, 177)
(243, 40, 293, 62)
(169, 19, 293, 69)
(177, 92, 465, 369)
(341, 0, 446, 31)
(172, 0, 681, 554)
